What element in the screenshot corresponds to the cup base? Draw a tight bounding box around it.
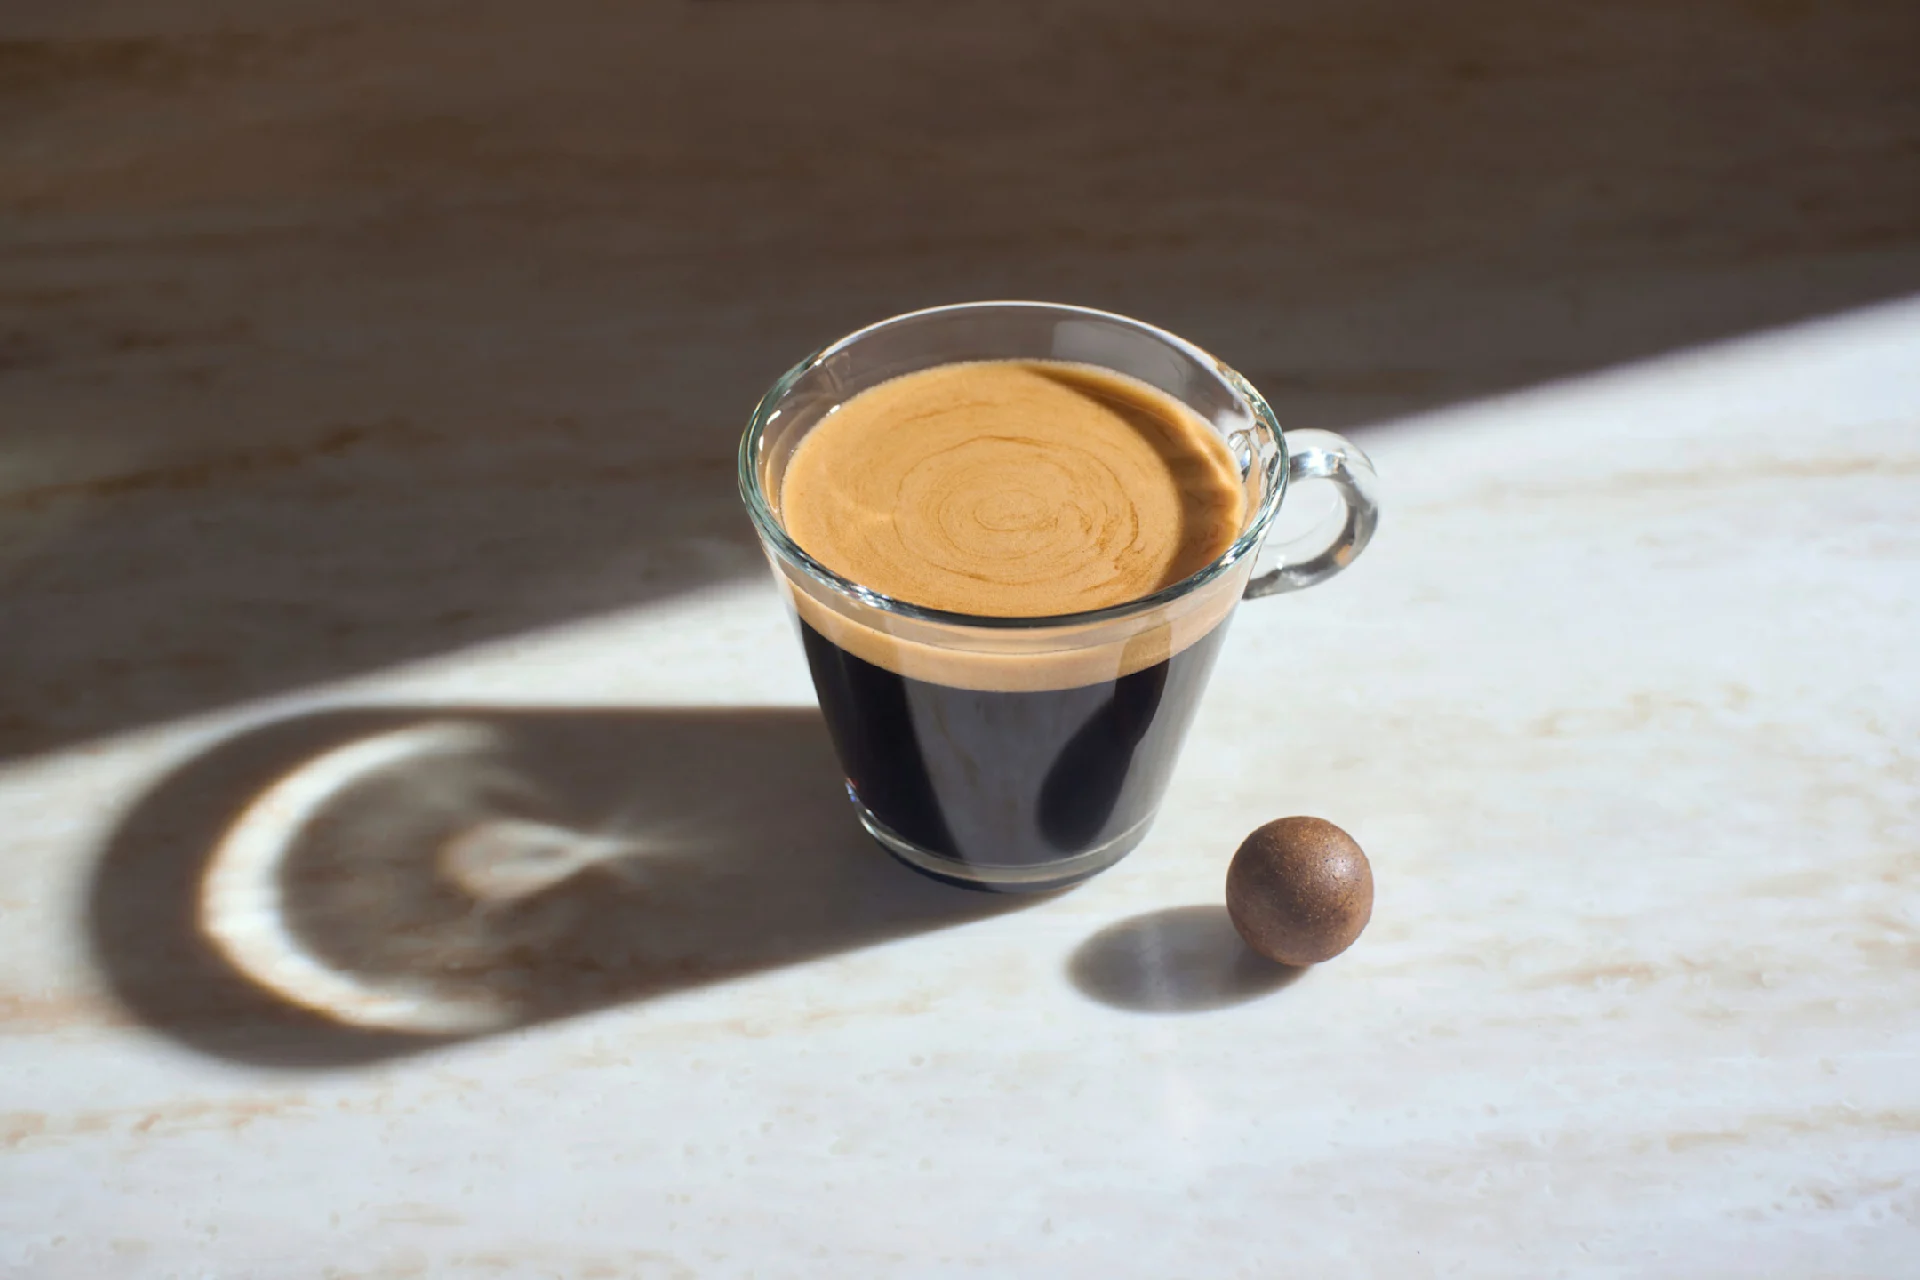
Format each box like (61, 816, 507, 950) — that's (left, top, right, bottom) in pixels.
(849, 785, 1151, 893)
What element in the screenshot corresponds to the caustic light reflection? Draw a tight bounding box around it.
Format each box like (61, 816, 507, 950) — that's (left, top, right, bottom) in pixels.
(199, 721, 670, 1034)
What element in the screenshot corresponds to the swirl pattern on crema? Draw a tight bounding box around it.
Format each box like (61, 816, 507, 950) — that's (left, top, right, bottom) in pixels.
(781, 360, 1246, 619)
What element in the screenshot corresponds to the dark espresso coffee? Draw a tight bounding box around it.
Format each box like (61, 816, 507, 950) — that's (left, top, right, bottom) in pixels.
(798, 616, 1231, 877)
(779, 359, 1248, 882)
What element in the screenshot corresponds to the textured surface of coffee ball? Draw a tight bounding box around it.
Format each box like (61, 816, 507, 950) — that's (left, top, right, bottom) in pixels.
(1226, 817, 1373, 965)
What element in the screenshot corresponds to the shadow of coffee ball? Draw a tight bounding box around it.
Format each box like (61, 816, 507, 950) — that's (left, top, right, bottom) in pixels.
(1068, 905, 1302, 1013)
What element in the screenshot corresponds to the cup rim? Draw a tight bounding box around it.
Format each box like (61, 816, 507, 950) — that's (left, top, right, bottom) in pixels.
(737, 300, 1289, 631)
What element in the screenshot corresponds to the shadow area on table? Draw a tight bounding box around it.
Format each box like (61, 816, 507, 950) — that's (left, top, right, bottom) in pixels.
(6, 0, 1920, 767)
(1069, 905, 1303, 1013)
(86, 705, 1035, 1068)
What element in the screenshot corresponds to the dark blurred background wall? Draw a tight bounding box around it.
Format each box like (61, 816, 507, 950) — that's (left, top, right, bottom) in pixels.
(4, 0, 1918, 759)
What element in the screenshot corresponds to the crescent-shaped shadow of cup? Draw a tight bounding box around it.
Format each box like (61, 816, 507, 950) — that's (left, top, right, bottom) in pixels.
(85, 706, 1035, 1068)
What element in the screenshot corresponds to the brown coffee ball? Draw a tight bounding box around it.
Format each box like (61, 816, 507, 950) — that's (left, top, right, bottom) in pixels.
(1226, 817, 1372, 965)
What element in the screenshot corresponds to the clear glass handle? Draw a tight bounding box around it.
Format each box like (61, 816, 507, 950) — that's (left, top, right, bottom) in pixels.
(1244, 429, 1380, 599)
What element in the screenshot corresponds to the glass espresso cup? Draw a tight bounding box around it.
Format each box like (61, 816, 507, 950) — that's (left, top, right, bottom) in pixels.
(740, 302, 1379, 892)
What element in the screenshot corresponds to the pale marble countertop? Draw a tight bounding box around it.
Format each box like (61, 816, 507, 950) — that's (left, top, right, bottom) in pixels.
(4, 3, 1919, 1277)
